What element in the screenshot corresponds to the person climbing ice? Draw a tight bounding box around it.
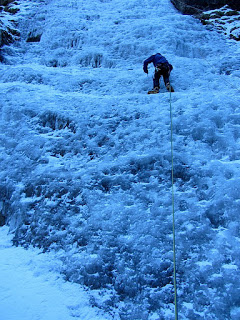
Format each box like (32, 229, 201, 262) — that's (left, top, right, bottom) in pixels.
(143, 53, 174, 94)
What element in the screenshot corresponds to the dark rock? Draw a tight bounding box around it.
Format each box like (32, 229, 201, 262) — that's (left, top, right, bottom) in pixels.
(229, 0, 240, 10)
(171, 1, 240, 41)
(26, 30, 42, 43)
(0, 0, 15, 5)
(0, 27, 14, 46)
(0, 49, 3, 62)
(171, 0, 240, 14)
(230, 26, 240, 40)
(4, 5, 19, 14)
(0, 24, 20, 47)
(0, 0, 20, 54)
(0, 211, 6, 226)
(199, 5, 240, 40)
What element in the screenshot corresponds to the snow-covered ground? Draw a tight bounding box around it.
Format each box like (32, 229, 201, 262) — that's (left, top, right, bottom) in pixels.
(0, 226, 110, 320)
(0, 0, 240, 319)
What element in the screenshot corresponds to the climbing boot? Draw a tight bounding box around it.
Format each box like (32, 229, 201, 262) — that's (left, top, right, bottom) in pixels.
(148, 87, 159, 94)
(166, 83, 174, 92)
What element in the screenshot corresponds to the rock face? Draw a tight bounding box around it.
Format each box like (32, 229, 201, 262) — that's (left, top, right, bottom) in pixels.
(0, 24, 19, 47)
(200, 6, 240, 40)
(0, 24, 13, 47)
(229, 1, 240, 10)
(171, 0, 240, 14)
(0, 0, 20, 61)
(171, 1, 240, 41)
(0, 0, 15, 5)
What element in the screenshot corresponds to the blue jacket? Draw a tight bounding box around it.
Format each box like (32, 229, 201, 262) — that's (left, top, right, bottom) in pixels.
(143, 53, 173, 73)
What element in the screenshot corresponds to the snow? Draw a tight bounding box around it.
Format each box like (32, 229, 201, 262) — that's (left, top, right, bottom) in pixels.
(0, 0, 240, 319)
(0, 226, 110, 320)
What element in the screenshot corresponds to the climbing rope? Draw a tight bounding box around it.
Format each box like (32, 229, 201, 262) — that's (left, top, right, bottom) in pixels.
(169, 81, 178, 320)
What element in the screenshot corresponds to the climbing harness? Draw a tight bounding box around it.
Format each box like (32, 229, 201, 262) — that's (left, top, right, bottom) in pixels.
(169, 81, 178, 320)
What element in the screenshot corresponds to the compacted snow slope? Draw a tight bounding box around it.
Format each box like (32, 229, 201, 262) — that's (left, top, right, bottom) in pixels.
(0, 0, 240, 319)
(0, 227, 109, 320)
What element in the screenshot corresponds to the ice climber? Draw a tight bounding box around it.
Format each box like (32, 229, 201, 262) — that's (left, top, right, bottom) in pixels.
(143, 53, 174, 94)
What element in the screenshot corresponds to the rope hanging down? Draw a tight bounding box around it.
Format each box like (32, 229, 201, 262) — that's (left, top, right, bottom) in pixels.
(169, 81, 178, 320)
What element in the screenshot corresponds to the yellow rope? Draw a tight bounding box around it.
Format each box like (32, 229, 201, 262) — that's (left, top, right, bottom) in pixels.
(169, 82, 178, 320)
